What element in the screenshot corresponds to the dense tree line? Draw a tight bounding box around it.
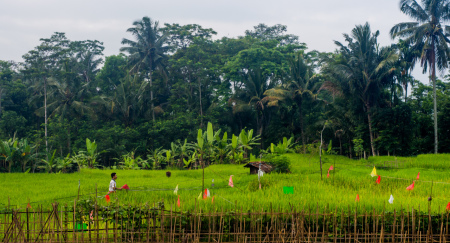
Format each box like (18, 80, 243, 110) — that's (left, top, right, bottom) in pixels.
(1, 1, 450, 172)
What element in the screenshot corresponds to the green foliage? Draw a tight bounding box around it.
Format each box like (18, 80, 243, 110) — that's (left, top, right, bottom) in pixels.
(263, 154, 291, 173)
(269, 136, 295, 154)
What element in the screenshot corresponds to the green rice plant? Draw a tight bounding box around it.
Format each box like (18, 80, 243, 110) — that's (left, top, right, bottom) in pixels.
(2, 154, 450, 214)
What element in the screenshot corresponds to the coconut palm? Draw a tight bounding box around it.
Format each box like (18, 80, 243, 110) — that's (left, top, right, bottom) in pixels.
(322, 23, 397, 156)
(390, 0, 450, 154)
(120, 16, 169, 122)
(263, 52, 320, 153)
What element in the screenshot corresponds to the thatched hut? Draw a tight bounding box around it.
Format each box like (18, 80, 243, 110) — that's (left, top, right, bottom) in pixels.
(243, 162, 272, 174)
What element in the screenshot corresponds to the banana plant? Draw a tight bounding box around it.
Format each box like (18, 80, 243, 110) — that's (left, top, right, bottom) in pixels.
(183, 152, 197, 168)
(56, 154, 73, 173)
(239, 129, 260, 159)
(39, 150, 57, 173)
(0, 139, 16, 173)
(177, 139, 193, 167)
(215, 132, 228, 164)
(227, 134, 240, 164)
(269, 136, 295, 154)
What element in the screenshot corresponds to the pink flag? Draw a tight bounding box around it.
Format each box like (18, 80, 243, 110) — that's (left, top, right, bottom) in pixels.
(228, 175, 234, 187)
(329, 165, 334, 171)
(121, 184, 130, 190)
(406, 181, 415, 191)
(90, 210, 94, 220)
(177, 195, 180, 208)
(355, 194, 360, 202)
(27, 203, 32, 209)
(105, 195, 110, 203)
(327, 170, 330, 178)
(376, 175, 381, 184)
(416, 172, 420, 180)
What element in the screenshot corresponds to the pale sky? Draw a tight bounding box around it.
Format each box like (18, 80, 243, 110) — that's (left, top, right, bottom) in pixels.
(0, 0, 442, 81)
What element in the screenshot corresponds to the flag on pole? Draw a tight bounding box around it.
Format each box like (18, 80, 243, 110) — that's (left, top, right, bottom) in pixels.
(212, 196, 215, 204)
(177, 195, 180, 208)
(203, 189, 207, 200)
(376, 175, 381, 184)
(27, 203, 32, 209)
(173, 185, 178, 195)
(121, 184, 130, 190)
(406, 181, 415, 191)
(388, 195, 394, 204)
(416, 172, 420, 180)
(355, 194, 360, 202)
(327, 170, 330, 178)
(90, 211, 94, 221)
(446, 202, 450, 211)
(228, 175, 234, 187)
(198, 192, 202, 200)
(105, 195, 110, 203)
(329, 165, 334, 171)
(370, 167, 377, 177)
(258, 169, 264, 181)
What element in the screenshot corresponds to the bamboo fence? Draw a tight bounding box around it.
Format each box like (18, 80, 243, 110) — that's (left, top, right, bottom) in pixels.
(1, 202, 449, 242)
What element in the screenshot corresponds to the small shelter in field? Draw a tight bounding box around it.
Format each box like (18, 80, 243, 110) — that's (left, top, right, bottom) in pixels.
(244, 162, 272, 174)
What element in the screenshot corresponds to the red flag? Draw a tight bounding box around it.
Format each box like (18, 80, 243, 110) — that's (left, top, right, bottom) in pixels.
(90, 210, 94, 220)
(416, 172, 420, 180)
(203, 189, 207, 200)
(446, 202, 450, 211)
(105, 195, 110, 203)
(27, 203, 32, 209)
(329, 165, 334, 171)
(177, 195, 180, 208)
(355, 194, 360, 202)
(376, 175, 381, 184)
(406, 181, 415, 191)
(327, 170, 330, 178)
(121, 184, 130, 190)
(212, 196, 215, 204)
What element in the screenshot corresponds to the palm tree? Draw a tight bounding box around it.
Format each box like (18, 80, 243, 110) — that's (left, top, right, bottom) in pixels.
(323, 23, 397, 156)
(264, 52, 320, 153)
(390, 0, 450, 154)
(120, 16, 169, 122)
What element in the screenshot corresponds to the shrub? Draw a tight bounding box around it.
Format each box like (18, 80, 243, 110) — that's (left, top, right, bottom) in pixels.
(263, 154, 291, 173)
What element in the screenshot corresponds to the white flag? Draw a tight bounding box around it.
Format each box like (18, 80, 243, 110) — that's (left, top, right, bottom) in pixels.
(388, 194, 394, 204)
(258, 169, 264, 181)
(173, 185, 178, 195)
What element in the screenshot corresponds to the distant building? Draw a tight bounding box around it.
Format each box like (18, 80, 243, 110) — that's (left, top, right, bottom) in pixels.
(244, 162, 272, 174)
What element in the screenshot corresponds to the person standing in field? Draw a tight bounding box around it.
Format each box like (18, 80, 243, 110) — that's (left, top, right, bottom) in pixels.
(109, 172, 122, 194)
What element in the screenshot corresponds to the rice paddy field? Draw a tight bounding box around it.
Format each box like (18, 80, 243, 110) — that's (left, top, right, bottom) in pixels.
(1, 153, 450, 213)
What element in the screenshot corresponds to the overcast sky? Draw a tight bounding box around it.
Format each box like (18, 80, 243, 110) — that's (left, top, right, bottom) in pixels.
(0, 0, 442, 81)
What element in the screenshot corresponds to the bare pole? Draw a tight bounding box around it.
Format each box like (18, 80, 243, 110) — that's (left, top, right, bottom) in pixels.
(319, 121, 327, 180)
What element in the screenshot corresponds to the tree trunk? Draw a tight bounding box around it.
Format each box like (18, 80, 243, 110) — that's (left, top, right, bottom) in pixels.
(339, 136, 342, 155)
(431, 59, 438, 154)
(44, 77, 49, 161)
(366, 105, 376, 157)
(199, 80, 203, 128)
(149, 67, 155, 122)
(299, 101, 306, 154)
(0, 88, 2, 117)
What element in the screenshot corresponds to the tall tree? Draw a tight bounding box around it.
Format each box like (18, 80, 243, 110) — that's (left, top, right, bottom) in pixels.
(22, 32, 71, 157)
(323, 23, 397, 156)
(120, 16, 169, 122)
(390, 0, 450, 154)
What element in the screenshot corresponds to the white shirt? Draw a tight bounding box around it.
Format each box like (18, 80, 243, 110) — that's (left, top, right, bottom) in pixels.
(109, 179, 116, 192)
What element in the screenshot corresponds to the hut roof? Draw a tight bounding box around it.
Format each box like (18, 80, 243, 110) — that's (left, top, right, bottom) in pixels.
(243, 162, 272, 173)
